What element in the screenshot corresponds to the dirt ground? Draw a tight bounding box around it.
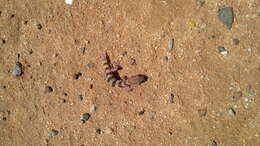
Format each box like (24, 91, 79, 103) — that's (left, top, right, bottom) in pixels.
(0, 0, 259, 146)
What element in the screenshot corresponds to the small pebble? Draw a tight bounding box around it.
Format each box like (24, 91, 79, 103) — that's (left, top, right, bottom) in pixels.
(231, 91, 242, 101)
(121, 51, 127, 56)
(86, 63, 95, 69)
(81, 113, 90, 121)
(198, 108, 207, 117)
(232, 39, 240, 45)
(12, 62, 23, 76)
(90, 105, 97, 113)
(61, 99, 66, 103)
(2, 39, 6, 44)
(65, 0, 74, 5)
(128, 58, 136, 65)
(167, 93, 175, 104)
(45, 86, 53, 93)
(104, 128, 113, 134)
(167, 39, 174, 50)
(47, 129, 59, 138)
(73, 72, 82, 80)
(211, 140, 217, 146)
(96, 128, 102, 134)
(245, 48, 252, 52)
(217, 7, 234, 29)
(138, 110, 145, 116)
(0, 117, 7, 121)
(228, 107, 236, 116)
(10, 14, 15, 18)
(217, 46, 228, 56)
(80, 119, 85, 124)
(78, 95, 84, 101)
(79, 47, 86, 54)
(0, 85, 7, 89)
(37, 24, 42, 29)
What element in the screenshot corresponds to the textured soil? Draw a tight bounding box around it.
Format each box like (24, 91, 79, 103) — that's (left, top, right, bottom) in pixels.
(0, 0, 259, 146)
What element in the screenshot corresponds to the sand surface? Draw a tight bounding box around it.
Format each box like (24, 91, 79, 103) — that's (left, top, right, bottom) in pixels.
(0, 0, 259, 146)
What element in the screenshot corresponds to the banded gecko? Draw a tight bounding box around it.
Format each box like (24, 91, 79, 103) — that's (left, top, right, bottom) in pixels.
(101, 52, 147, 90)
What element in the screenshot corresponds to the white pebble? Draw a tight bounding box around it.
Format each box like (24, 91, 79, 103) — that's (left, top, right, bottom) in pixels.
(220, 50, 228, 56)
(104, 128, 113, 134)
(65, 0, 73, 5)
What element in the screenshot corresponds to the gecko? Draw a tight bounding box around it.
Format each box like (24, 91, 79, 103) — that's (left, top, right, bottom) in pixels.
(101, 52, 148, 90)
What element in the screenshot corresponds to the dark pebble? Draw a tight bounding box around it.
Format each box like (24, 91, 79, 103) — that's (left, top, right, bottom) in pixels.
(10, 14, 15, 18)
(12, 62, 23, 76)
(78, 95, 83, 101)
(95, 128, 102, 134)
(217, 7, 234, 29)
(73, 72, 82, 80)
(138, 110, 145, 116)
(81, 113, 90, 121)
(211, 140, 217, 146)
(37, 24, 42, 29)
(23, 20, 28, 25)
(2, 39, 6, 44)
(63, 92, 68, 96)
(80, 47, 86, 54)
(45, 86, 53, 93)
(61, 99, 66, 103)
(0, 85, 7, 89)
(232, 39, 240, 45)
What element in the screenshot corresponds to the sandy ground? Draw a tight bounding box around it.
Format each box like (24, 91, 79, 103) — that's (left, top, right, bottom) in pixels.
(0, 0, 260, 146)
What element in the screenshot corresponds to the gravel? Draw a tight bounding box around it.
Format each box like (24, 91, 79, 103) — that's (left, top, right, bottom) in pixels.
(217, 46, 228, 56)
(12, 62, 23, 76)
(228, 107, 236, 116)
(90, 105, 96, 113)
(217, 7, 234, 29)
